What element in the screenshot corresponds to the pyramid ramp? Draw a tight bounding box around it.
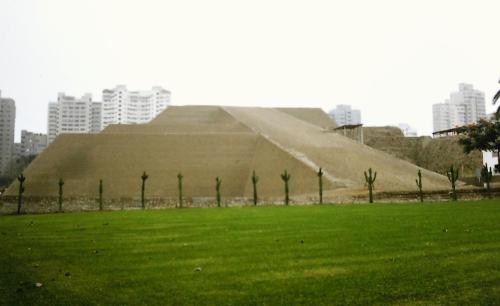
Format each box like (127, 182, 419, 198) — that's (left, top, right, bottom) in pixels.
(224, 106, 451, 191)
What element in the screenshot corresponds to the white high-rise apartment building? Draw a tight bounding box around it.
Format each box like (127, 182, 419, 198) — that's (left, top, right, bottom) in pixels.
(0, 90, 16, 175)
(328, 104, 362, 126)
(47, 93, 102, 143)
(432, 83, 486, 132)
(102, 85, 171, 128)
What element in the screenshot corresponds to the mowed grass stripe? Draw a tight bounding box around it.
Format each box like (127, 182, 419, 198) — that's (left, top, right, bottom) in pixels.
(0, 200, 499, 305)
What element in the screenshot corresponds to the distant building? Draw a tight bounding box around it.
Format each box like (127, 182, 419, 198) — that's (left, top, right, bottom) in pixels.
(432, 83, 486, 132)
(12, 143, 22, 160)
(102, 85, 171, 128)
(47, 93, 102, 143)
(483, 151, 499, 176)
(328, 104, 361, 126)
(20, 130, 48, 156)
(0, 90, 16, 175)
(398, 123, 418, 137)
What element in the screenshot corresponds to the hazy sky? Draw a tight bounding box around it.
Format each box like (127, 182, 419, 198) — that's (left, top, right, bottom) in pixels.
(1, 0, 499, 140)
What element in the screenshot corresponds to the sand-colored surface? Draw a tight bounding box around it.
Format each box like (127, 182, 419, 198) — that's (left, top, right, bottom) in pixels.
(274, 107, 337, 129)
(223, 106, 450, 191)
(5, 105, 451, 200)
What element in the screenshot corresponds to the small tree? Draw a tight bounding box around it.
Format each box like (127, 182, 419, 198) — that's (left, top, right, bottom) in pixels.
(58, 178, 64, 212)
(457, 119, 500, 173)
(17, 173, 26, 215)
(317, 167, 324, 204)
(481, 163, 493, 194)
(446, 166, 459, 201)
(251, 170, 259, 206)
(98, 179, 103, 211)
(141, 171, 149, 209)
(364, 168, 377, 203)
(457, 80, 500, 171)
(280, 170, 291, 206)
(177, 173, 183, 208)
(415, 169, 423, 203)
(215, 177, 222, 207)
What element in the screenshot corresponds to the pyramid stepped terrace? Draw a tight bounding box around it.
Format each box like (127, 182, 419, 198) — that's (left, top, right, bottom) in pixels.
(4, 106, 451, 207)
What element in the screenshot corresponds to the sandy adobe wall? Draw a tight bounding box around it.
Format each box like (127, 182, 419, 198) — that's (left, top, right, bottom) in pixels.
(223, 106, 452, 191)
(363, 127, 482, 177)
(241, 136, 336, 199)
(274, 107, 337, 129)
(4, 105, 458, 203)
(4, 133, 331, 199)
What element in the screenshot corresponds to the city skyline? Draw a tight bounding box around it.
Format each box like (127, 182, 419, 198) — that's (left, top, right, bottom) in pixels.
(1, 81, 496, 141)
(1, 0, 500, 140)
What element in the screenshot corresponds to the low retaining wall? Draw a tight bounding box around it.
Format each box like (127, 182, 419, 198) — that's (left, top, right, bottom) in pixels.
(0, 196, 255, 215)
(355, 188, 500, 203)
(1, 188, 499, 215)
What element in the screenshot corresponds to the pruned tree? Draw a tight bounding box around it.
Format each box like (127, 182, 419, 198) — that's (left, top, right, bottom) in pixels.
(280, 170, 291, 206)
(98, 179, 103, 211)
(215, 177, 222, 207)
(251, 170, 259, 206)
(141, 171, 149, 209)
(364, 168, 377, 203)
(58, 178, 64, 212)
(177, 173, 183, 208)
(446, 166, 459, 201)
(17, 173, 26, 215)
(317, 167, 324, 204)
(415, 169, 423, 203)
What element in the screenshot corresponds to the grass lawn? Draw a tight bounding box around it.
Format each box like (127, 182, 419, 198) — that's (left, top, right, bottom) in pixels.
(1, 200, 499, 305)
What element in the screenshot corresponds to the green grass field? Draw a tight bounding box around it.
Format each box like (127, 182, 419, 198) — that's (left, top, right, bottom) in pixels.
(1, 201, 499, 305)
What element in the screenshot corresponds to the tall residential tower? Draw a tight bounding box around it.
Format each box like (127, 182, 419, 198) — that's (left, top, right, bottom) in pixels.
(47, 93, 102, 143)
(432, 83, 486, 132)
(102, 85, 171, 128)
(0, 90, 16, 175)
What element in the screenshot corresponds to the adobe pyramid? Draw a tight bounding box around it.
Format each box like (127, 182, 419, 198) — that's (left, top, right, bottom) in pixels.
(5, 106, 450, 202)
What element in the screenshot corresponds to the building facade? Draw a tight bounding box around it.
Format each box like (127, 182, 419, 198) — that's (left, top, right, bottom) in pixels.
(0, 91, 16, 175)
(328, 104, 361, 126)
(20, 130, 48, 156)
(432, 83, 486, 132)
(102, 85, 171, 128)
(47, 93, 102, 143)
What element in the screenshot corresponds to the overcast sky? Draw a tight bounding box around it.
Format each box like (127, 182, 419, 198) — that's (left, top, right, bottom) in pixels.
(1, 0, 499, 140)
